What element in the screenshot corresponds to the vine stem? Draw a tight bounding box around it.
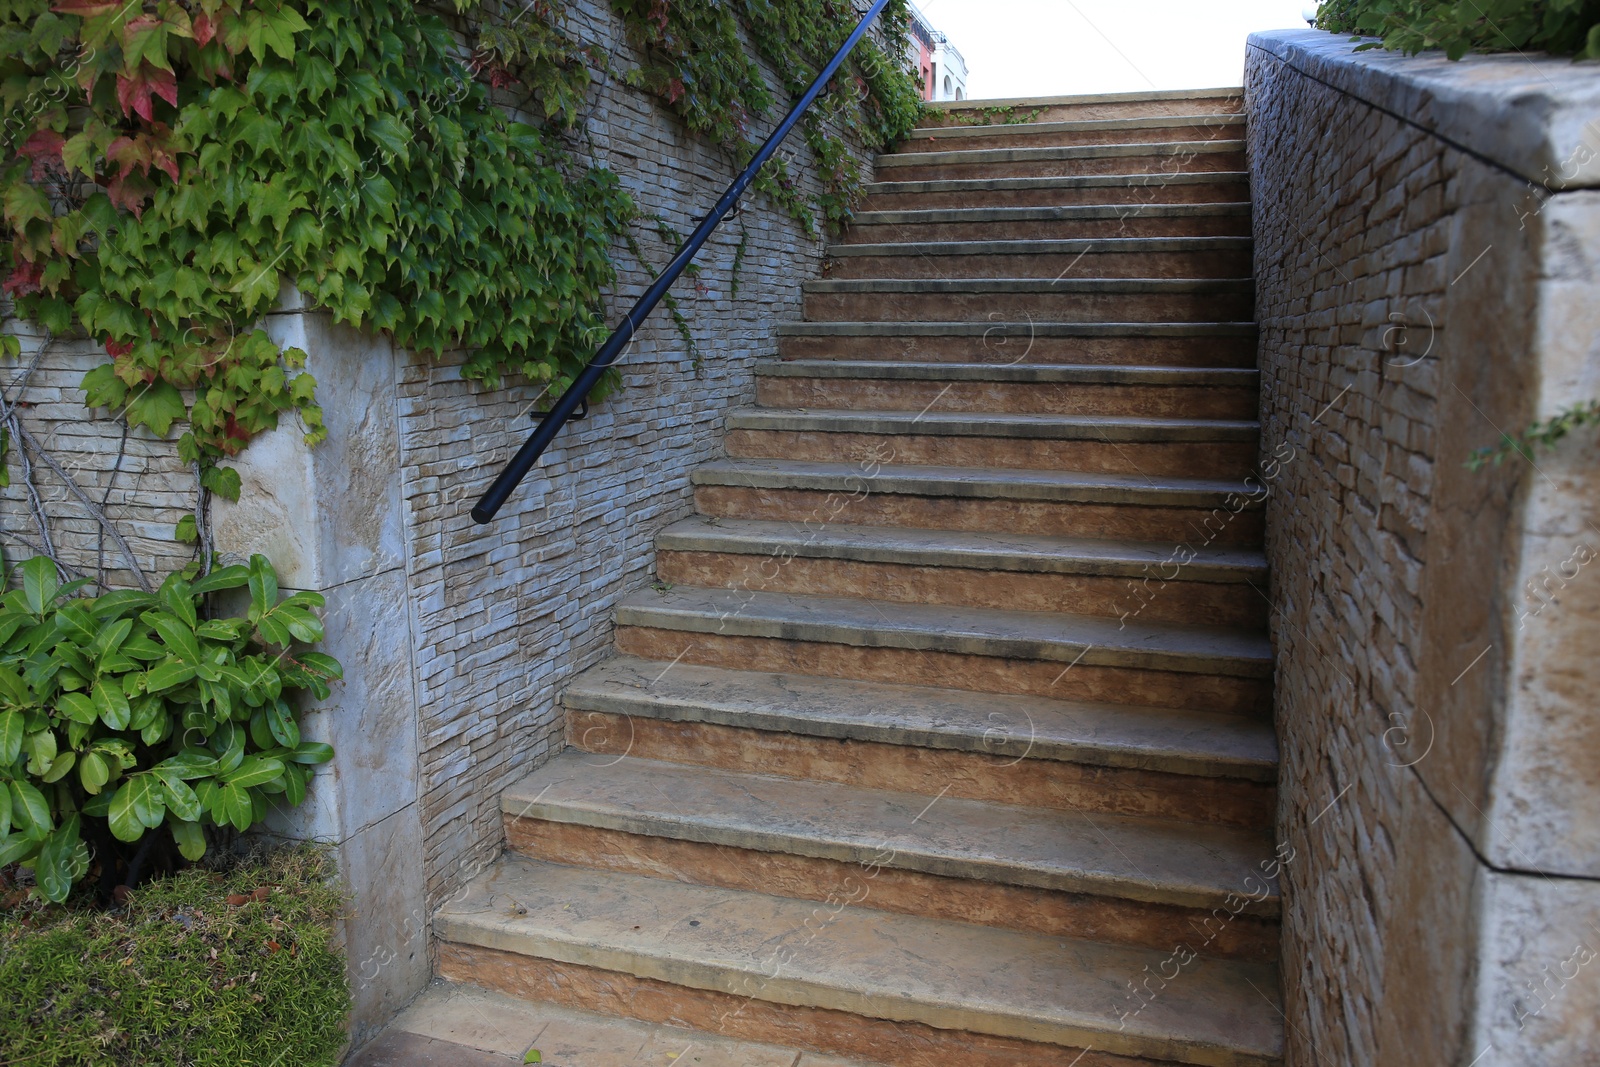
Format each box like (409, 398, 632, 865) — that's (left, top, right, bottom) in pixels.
(0, 335, 59, 574)
(11, 420, 152, 593)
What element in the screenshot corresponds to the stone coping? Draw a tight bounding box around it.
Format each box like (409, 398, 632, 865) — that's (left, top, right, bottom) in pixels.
(1247, 28, 1600, 189)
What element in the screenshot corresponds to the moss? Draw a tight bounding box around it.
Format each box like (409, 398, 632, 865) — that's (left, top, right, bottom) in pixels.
(0, 844, 350, 1067)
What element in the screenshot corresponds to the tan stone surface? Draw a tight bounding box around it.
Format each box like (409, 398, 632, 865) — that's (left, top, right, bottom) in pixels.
(776, 322, 1256, 367)
(385, 980, 844, 1067)
(657, 549, 1265, 627)
(435, 856, 1283, 1065)
(505, 819, 1278, 960)
(616, 626, 1271, 714)
(724, 428, 1258, 480)
(566, 710, 1272, 825)
(562, 654, 1278, 779)
(614, 586, 1271, 677)
(1249, 27, 1600, 1066)
(439, 944, 1174, 1067)
(756, 367, 1260, 418)
(500, 751, 1278, 911)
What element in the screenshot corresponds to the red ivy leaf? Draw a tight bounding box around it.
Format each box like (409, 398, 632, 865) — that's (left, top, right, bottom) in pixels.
(2, 259, 43, 298)
(115, 67, 178, 121)
(193, 12, 216, 47)
(105, 337, 135, 357)
(18, 130, 66, 181)
(51, 0, 124, 15)
(106, 170, 157, 217)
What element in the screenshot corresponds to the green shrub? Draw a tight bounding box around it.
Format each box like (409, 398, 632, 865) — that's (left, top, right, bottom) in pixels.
(0, 843, 350, 1066)
(0, 554, 339, 903)
(1317, 0, 1600, 59)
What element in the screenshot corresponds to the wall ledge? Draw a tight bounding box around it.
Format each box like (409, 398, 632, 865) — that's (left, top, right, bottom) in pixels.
(1247, 28, 1600, 190)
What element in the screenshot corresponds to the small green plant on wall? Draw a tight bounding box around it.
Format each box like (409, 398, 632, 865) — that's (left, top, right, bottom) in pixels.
(0, 554, 339, 903)
(1317, 0, 1600, 59)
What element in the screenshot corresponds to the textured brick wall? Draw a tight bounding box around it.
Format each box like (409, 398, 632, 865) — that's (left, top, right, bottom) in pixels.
(1248, 30, 1600, 1066)
(1, 0, 867, 918)
(0, 324, 200, 590)
(401, 0, 861, 908)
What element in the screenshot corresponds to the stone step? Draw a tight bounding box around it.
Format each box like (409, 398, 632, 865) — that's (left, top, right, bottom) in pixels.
(920, 87, 1244, 127)
(613, 586, 1271, 714)
(564, 654, 1277, 781)
(774, 321, 1258, 366)
(721, 408, 1260, 480)
(615, 586, 1271, 679)
(691, 457, 1267, 548)
(358, 981, 873, 1067)
(436, 856, 1284, 1067)
(873, 139, 1246, 182)
(653, 516, 1269, 628)
(859, 172, 1250, 211)
(500, 752, 1279, 955)
(824, 237, 1253, 280)
(847, 203, 1252, 242)
(503, 752, 1278, 912)
(802, 278, 1255, 324)
(895, 113, 1246, 153)
(754, 360, 1261, 418)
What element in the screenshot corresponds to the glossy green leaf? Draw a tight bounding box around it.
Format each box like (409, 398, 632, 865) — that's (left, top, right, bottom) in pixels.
(0, 709, 22, 765)
(21, 556, 58, 616)
(10, 779, 51, 840)
(92, 678, 131, 729)
(78, 750, 111, 794)
(223, 755, 285, 789)
(170, 818, 206, 861)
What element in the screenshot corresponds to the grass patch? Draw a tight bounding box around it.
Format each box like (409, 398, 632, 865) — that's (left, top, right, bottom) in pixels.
(0, 843, 350, 1067)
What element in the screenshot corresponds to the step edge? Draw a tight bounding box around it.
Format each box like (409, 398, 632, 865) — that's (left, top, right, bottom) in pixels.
(499, 783, 1278, 912)
(434, 861, 1284, 1066)
(559, 677, 1279, 780)
(613, 589, 1273, 678)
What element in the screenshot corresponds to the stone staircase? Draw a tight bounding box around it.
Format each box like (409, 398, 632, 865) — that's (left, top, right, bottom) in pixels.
(435, 87, 1283, 1067)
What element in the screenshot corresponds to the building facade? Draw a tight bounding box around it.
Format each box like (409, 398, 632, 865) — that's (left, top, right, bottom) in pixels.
(908, 1, 967, 101)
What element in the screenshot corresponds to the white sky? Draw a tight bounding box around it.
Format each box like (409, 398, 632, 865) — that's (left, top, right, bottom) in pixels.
(914, 0, 1319, 100)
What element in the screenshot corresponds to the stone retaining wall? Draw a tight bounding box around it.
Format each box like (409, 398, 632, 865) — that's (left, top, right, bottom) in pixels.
(2, 0, 876, 1038)
(1247, 29, 1600, 1066)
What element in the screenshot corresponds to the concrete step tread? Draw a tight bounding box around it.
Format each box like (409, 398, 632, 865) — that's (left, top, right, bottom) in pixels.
(776, 320, 1257, 338)
(865, 171, 1248, 196)
(854, 204, 1251, 226)
(758, 360, 1260, 385)
(931, 86, 1242, 110)
(827, 237, 1253, 257)
(692, 457, 1270, 508)
(367, 981, 871, 1067)
(657, 516, 1267, 582)
(502, 751, 1279, 910)
(874, 140, 1246, 168)
(906, 113, 1246, 141)
(615, 586, 1272, 677)
(436, 856, 1284, 1066)
(804, 277, 1254, 294)
(727, 407, 1259, 441)
(563, 653, 1278, 779)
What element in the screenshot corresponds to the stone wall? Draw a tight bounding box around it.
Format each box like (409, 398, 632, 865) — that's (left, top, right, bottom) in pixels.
(1, 0, 874, 1041)
(1247, 29, 1600, 1066)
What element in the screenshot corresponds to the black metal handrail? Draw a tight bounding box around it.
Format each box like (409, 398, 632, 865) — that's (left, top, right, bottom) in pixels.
(471, 0, 897, 524)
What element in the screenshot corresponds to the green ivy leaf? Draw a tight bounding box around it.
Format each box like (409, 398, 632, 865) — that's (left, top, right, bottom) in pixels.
(125, 380, 188, 438)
